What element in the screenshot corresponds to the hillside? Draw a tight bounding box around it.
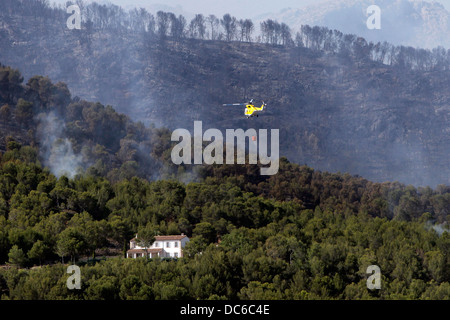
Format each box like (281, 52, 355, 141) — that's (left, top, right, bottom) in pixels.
(0, 0, 449, 188)
(0, 63, 175, 182)
(1, 0, 450, 303)
(0, 58, 449, 301)
(0, 114, 449, 300)
(256, 0, 450, 49)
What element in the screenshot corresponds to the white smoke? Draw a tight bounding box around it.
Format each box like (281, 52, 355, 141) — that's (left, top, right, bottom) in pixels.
(432, 223, 449, 236)
(36, 112, 84, 178)
(426, 220, 449, 236)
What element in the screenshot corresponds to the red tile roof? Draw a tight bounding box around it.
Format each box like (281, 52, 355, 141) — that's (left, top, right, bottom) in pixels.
(127, 248, 163, 254)
(130, 234, 187, 242)
(154, 235, 187, 241)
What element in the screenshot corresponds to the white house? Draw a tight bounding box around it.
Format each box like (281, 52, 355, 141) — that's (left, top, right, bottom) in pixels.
(126, 234, 189, 259)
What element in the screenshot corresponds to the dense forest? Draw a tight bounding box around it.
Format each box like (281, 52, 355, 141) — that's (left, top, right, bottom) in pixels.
(1, 0, 450, 187)
(0, 63, 449, 299)
(0, 63, 176, 181)
(0, 136, 449, 299)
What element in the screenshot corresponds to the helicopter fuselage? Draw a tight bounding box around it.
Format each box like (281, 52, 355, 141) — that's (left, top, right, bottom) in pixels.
(244, 104, 265, 118)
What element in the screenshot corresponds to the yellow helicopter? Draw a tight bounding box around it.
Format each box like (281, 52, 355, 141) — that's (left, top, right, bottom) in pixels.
(222, 99, 267, 118)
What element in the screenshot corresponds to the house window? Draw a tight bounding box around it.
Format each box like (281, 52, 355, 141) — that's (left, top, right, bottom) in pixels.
(174, 242, 178, 248)
(174, 252, 178, 258)
(166, 242, 170, 248)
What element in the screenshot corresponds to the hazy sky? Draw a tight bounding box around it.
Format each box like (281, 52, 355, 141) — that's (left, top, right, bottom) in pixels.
(109, 0, 320, 16)
(52, 0, 450, 18)
(54, 0, 319, 17)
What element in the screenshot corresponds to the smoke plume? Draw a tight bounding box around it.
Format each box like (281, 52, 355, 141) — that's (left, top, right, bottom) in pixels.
(36, 112, 84, 178)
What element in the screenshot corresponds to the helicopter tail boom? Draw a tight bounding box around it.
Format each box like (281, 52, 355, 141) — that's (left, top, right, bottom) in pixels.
(222, 103, 247, 107)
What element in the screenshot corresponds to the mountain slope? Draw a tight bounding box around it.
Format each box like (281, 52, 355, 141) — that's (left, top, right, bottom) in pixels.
(255, 0, 450, 49)
(0, 0, 449, 187)
(0, 64, 175, 181)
